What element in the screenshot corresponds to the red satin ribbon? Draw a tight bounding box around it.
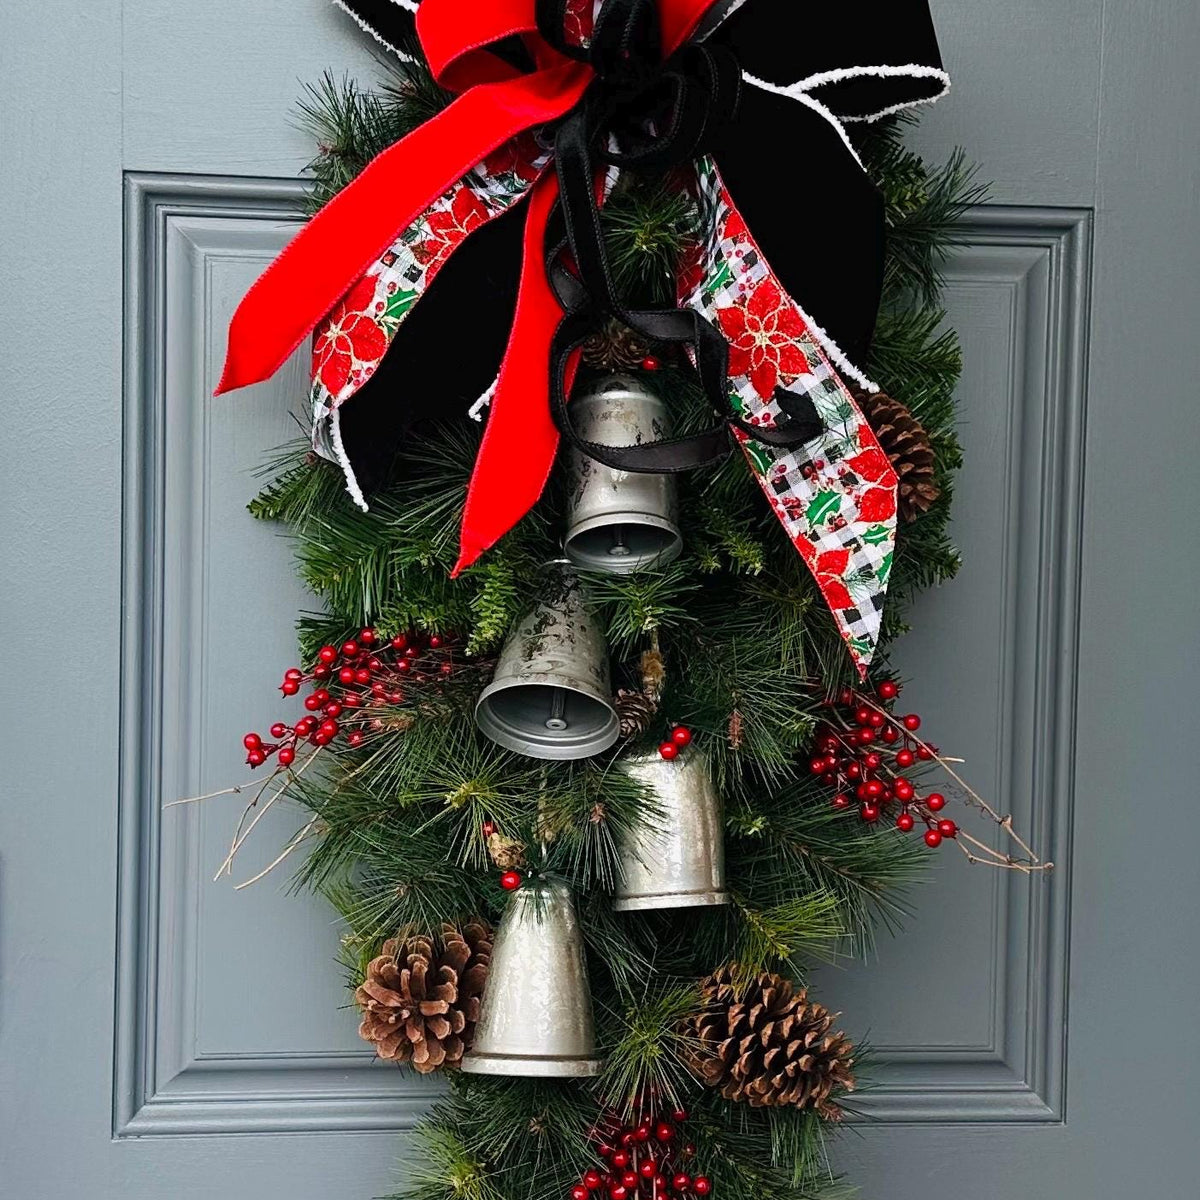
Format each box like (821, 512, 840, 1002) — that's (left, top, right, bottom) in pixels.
(216, 0, 723, 568)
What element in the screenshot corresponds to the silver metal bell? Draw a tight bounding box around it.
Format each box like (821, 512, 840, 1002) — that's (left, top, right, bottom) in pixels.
(563, 373, 684, 574)
(613, 751, 730, 912)
(461, 880, 602, 1078)
(475, 564, 620, 760)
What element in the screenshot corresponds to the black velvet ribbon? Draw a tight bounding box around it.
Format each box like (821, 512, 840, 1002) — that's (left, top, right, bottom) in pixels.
(332, 0, 945, 493)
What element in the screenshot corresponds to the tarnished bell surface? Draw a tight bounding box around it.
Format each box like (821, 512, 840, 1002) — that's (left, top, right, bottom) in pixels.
(461, 880, 601, 1078)
(475, 565, 620, 760)
(613, 751, 730, 912)
(564, 373, 684, 574)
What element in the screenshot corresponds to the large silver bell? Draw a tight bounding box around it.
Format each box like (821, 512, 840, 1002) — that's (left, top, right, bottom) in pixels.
(461, 880, 602, 1078)
(563, 373, 684, 574)
(475, 564, 620, 760)
(613, 751, 730, 912)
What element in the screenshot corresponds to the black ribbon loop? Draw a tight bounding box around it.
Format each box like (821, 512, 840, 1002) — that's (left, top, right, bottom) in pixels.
(537, 0, 822, 475)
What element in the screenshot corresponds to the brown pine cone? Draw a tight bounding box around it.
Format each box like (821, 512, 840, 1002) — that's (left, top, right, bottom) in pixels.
(855, 389, 941, 522)
(355, 922, 492, 1073)
(615, 688, 659, 738)
(580, 321, 652, 370)
(686, 967, 855, 1119)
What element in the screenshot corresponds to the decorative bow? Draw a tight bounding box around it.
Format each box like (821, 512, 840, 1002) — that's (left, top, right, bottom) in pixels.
(217, 0, 947, 672)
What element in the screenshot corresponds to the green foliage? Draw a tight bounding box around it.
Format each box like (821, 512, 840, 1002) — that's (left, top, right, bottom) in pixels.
(247, 59, 979, 1200)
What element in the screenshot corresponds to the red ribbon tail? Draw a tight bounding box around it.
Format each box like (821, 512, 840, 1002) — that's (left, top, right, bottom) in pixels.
(453, 172, 571, 576)
(214, 62, 591, 398)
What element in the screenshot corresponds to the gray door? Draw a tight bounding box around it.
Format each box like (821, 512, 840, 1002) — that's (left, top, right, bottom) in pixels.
(2, 2, 1198, 1198)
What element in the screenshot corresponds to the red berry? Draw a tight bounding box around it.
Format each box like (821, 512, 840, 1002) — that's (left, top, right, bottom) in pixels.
(270, 722, 287, 738)
(429, 634, 444, 649)
(917, 745, 934, 761)
(295, 717, 316, 736)
(896, 812, 915, 832)
(242, 732, 262, 751)
(856, 728, 875, 745)
(654, 1176, 669, 1192)
(672, 1108, 688, 1123)
(641, 355, 661, 371)
(609, 1187, 629, 1200)
(860, 803, 881, 822)
(355, 668, 371, 684)
(832, 793, 852, 809)
(343, 693, 362, 708)
(317, 645, 337, 664)
(304, 695, 322, 711)
(324, 701, 343, 718)
(404, 646, 420, 659)
(864, 779, 884, 800)
(347, 730, 364, 748)
(439, 661, 454, 676)
(341, 641, 359, 659)
(278, 746, 296, 766)
(864, 752, 882, 770)
(247, 749, 266, 767)
(895, 748, 915, 768)
(655, 1123, 674, 1143)
(390, 633, 408, 649)
(312, 664, 331, 680)
(692, 1180, 711, 1198)
(924, 829, 943, 848)
(500, 870, 522, 891)
(285, 668, 304, 682)
(846, 762, 861, 780)
(854, 707, 872, 727)
(622, 1173, 639, 1190)
(396, 659, 412, 675)
(338, 667, 355, 684)
(671, 726, 693, 747)
(867, 711, 885, 728)
(584, 1171, 603, 1190)
(659, 742, 679, 761)
(639, 1162, 657, 1180)
(877, 680, 899, 700)
(672, 1175, 691, 1192)
(902, 713, 921, 731)
(388, 691, 404, 704)
(281, 679, 300, 696)
(359, 628, 376, 644)
(313, 731, 331, 746)
(809, 756, 827, 775)
(573, 1187, 590, 1200)
(937, 819, 958, 838)
(611, 1152, 631, 1170)
(926, 792, 946, 811)
(893, 778, 914, 802)
(880, 725, 899, 743)
(633, 1125, 651, 1143)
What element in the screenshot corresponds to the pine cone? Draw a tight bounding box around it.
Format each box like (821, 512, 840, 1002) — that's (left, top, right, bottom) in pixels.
(686, 967, 855, 1119)
(855, 389, 941, 522)
(580, 321, 652, 370)
(355, 923, 492, 1073)
(615, 688, 659, 738)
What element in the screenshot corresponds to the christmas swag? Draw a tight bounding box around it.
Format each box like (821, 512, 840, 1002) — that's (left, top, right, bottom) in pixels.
(202, 3, 1052, 1200)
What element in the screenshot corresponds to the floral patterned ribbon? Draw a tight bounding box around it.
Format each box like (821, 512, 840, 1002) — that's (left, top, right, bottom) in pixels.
(217, 0, 948, 673)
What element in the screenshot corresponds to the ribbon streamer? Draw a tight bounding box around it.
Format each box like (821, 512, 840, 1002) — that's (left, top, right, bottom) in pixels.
(216, 0, 948, 672)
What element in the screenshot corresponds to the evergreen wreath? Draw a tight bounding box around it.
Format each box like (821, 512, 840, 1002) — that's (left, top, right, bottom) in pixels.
(208, 20, 1051, 1200)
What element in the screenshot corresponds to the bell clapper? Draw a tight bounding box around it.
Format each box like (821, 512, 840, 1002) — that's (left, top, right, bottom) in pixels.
(608, 525, 631, 558)
(545, 687, 569, 731)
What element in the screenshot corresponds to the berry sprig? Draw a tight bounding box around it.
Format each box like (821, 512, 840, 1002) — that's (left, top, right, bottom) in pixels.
(811, 681, 955, 845)
(658, 726, 692, 761)
(577, 1103, 710, 1200)
(241, 628, 458, 769)
(812, 682, 1052, 872)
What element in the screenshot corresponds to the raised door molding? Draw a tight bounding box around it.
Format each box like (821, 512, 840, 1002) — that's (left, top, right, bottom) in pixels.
(116, 175, 1089, 1135)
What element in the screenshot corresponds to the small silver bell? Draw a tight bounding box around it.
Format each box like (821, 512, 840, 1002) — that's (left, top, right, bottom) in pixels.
(563, 373, 684, 574)
(613, 751, 730, 912)
(461, 880, 602, 1078)
(475, 564, 620, 760)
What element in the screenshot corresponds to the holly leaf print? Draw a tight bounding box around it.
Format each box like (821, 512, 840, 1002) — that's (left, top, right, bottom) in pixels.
(805, 490, 841, 527)
(860, 523, 892, 546)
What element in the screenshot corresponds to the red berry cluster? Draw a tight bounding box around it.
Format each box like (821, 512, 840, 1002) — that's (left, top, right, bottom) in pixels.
(575, 1105, 710, 1200)
(241, 628, 456, 769)
(658, 726, 692, 761)
(811, 682, 958, 847)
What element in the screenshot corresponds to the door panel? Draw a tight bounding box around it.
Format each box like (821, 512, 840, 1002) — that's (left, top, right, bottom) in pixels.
(3, 2, 1199, 1199)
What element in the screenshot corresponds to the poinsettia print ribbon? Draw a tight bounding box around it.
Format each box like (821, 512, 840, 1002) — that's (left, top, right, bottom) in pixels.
(681, 158, 898, 670)
(217, 0, 948, 672)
